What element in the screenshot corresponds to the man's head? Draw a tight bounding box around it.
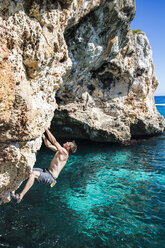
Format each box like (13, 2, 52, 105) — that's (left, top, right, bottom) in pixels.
(63, 140, 77, 153)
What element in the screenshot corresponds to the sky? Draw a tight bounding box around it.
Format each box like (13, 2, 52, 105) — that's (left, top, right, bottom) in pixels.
(130, 0, 165, 96)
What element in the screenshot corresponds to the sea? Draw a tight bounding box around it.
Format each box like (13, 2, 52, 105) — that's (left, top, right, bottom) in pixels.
(0, 96, 165, 248)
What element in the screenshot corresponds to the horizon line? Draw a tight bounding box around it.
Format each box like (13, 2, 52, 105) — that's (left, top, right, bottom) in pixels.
(154, 95, 165, 96)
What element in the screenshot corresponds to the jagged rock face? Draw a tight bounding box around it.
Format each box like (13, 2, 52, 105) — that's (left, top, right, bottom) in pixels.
(0, 0, 103, 203)
(0, 0, 164, 203)
(53, 1, 165, 142)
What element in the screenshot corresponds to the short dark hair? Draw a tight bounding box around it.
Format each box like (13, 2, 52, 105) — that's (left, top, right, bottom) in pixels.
(70, 140, 77, 153)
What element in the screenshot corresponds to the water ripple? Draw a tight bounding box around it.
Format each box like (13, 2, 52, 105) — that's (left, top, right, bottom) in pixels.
(1, 132, 165, 247)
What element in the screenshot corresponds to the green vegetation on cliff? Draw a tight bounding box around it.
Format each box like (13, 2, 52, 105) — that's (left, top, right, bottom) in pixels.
(132, 29, 143, 35)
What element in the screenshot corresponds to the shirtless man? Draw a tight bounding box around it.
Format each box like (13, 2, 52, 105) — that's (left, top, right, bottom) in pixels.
(12, 127, 77, 203)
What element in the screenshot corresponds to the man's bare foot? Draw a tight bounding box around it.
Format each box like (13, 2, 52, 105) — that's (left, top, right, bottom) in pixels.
(11, 193, 22, 203)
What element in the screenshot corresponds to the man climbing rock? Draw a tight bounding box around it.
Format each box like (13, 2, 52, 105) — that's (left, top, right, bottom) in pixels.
(11, 127, 77, 203)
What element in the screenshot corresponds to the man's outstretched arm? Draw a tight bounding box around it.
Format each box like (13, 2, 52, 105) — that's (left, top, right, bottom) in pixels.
(44, 127, 67, 154)
(42, 134, 57, 152)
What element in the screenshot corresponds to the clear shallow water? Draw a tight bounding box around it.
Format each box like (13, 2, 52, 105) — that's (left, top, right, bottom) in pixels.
(1, 97, 165, 248)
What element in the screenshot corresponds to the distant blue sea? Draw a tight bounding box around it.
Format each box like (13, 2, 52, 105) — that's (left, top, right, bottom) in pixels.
(155, 96, 165, 116)
(0, 97, 165, 248)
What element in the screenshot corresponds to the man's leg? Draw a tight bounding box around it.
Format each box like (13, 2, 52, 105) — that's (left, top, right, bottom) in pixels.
(15, 170, 40, 200)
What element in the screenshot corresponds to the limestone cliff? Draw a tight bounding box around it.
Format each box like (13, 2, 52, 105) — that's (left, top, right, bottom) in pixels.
(53, 3, 164, 142)
(0, 0, 164, 203)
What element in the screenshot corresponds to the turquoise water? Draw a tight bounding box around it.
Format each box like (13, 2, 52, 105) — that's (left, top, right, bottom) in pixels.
(0, 97, 165, 248)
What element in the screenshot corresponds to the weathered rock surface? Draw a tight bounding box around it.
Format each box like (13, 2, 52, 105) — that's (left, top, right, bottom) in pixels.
(53, 2, 165, 142)
(0, 0, 164, 203)
(0, 0, 103, 203)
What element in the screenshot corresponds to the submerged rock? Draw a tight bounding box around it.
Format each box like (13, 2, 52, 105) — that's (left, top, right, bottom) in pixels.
(0, 0, 164, 203)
